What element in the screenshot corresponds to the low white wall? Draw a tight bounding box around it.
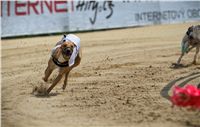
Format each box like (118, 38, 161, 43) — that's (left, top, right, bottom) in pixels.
(1, 1, 200, 37)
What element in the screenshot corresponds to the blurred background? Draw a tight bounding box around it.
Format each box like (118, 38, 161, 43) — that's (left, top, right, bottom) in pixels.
(1, 0, 200, 38)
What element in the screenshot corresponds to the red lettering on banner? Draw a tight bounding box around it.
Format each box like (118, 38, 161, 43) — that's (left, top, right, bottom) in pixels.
(41, 1, 53, 14)
(1, 0, 71, 17)
(40, 1, 43, 14)
(54, 1, 68, 13)
(28, 1, 39, 15)
(15, 1, 26, 16)
(7, 1, 10, 16)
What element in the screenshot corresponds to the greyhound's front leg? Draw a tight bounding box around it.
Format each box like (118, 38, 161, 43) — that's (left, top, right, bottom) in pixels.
(47, 74, 63, 94)
(43, 58, 55, 82)
(177, 52, 185, 65)
(192, 47, 199, 65)
(177, 39, 188, 65)
(46, 68, 67, 94)
(62, 68, 72, 90)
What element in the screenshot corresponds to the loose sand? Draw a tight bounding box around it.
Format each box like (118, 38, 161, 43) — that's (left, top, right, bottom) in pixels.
(2, 22, 200, 127)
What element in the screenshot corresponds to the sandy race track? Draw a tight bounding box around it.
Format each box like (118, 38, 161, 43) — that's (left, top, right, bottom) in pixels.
(2, 22, 200, 127)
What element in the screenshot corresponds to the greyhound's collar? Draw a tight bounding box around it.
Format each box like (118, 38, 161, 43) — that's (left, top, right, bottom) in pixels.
(52, 56, 69, 67)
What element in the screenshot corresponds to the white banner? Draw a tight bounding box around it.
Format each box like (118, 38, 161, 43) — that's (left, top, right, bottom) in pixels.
(1, 1, 200, 37)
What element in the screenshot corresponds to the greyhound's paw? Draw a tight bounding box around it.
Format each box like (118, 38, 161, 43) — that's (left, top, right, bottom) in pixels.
(192, 61, 197, 65)
(62, 84, 67, 91)
(171, 63, 184, 68)
(42, 77, 48, 82)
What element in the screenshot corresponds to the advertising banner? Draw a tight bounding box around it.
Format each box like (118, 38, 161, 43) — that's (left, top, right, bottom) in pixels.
(1, 1, 200, 37)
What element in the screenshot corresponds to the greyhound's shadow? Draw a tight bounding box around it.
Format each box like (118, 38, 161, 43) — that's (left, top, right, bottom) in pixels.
(170, 63, 198, 69)
(32, 92, 61, 98)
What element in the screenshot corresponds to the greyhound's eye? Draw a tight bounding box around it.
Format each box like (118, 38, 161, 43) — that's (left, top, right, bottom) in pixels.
(63, 45, 67, 48)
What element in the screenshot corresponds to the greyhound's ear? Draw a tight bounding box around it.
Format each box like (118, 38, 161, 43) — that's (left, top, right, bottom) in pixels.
(62, 35, 67, 42)
(189, 26, 193, 30)
(189, 25, 194, 31)
(186, 26, 193, 35)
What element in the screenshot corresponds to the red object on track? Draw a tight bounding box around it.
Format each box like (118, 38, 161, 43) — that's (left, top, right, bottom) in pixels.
(171, 84, 200, 109)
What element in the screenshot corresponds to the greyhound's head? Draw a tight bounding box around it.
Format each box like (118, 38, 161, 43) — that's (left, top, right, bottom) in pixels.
(61, 41, 75, 60)
(186, 25, 200, 41)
